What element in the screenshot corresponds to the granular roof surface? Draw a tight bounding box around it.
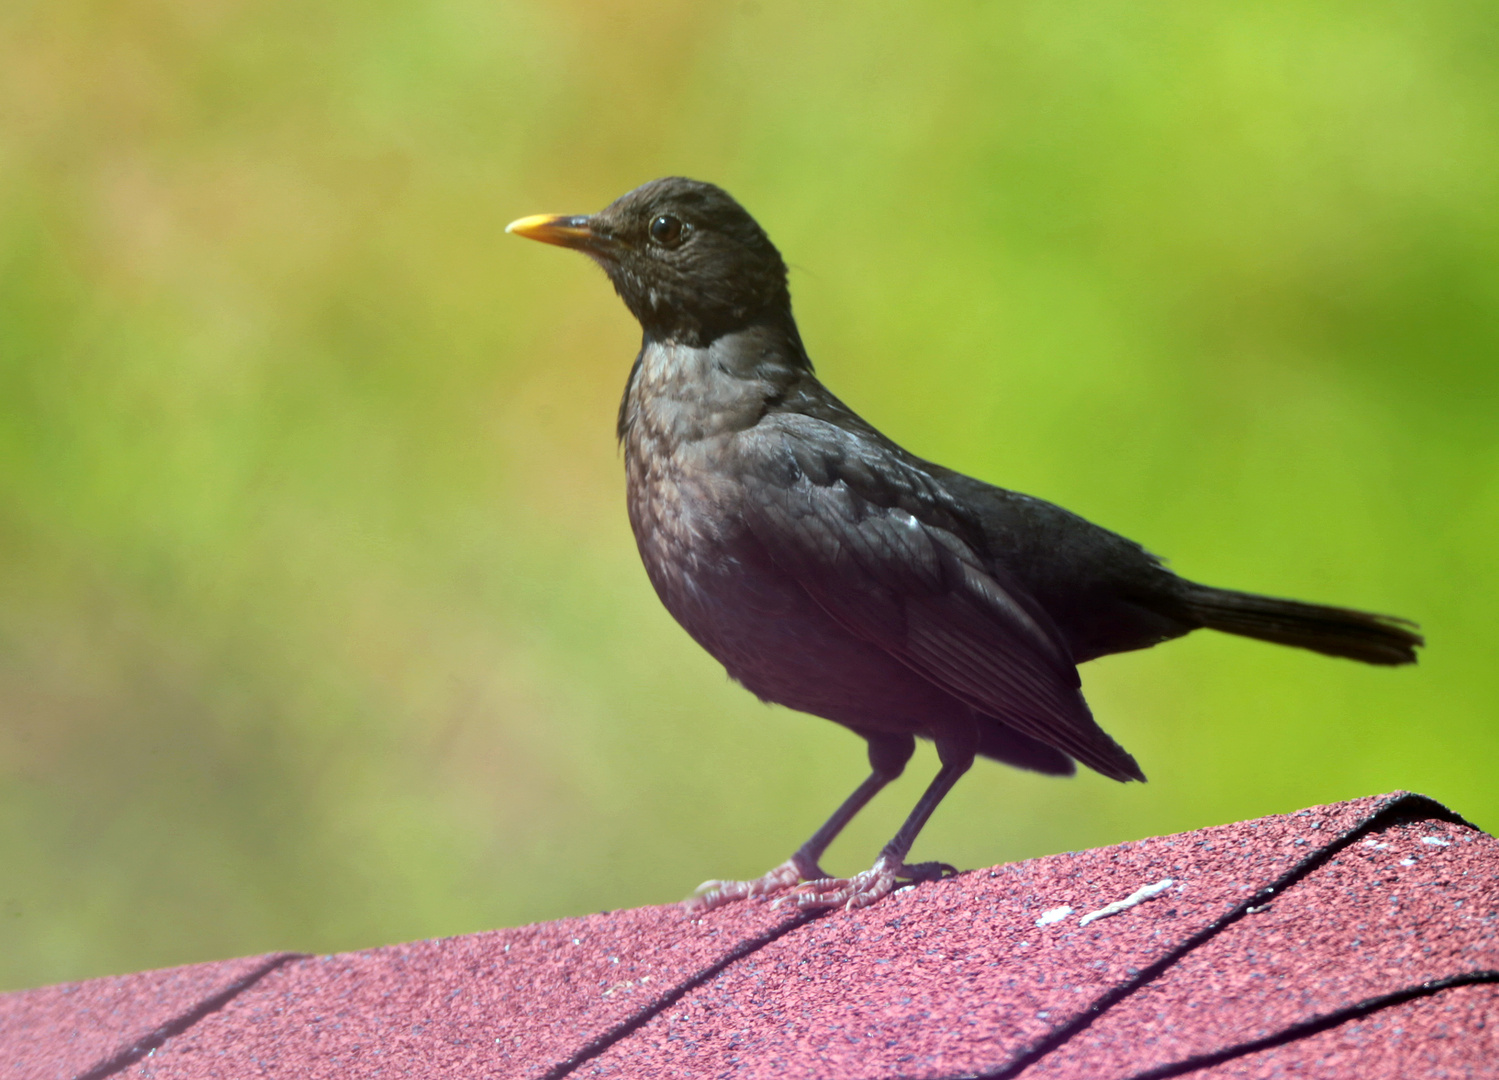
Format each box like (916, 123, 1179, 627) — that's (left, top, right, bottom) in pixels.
(3, 791, 1495, 1079)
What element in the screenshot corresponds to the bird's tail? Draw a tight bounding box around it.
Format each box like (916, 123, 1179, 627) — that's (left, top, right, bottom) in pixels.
(1175, 583, 1422, 666)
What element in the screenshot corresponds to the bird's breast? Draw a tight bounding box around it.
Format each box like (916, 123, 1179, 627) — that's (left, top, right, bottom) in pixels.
(624, 421, 757, 623)
(621, 369, 825, 677)
(619, 337, 776, 600)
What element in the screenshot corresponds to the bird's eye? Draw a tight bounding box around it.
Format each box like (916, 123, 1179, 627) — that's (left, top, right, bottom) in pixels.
(649, 214, 686, 246)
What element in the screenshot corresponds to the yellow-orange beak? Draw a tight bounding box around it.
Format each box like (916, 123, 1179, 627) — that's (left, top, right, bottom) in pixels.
(505, 214, 596, 249)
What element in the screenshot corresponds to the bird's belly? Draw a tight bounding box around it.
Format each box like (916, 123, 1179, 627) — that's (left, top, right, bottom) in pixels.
(634, 510, 961, 736)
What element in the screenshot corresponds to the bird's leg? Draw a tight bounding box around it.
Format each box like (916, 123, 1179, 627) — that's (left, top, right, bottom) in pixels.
(785, 729, 975, 911)
(684, 733, 914, 912)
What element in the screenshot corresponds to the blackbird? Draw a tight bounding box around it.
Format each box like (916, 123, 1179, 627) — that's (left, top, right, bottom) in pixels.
(507, 177, 1422, 911)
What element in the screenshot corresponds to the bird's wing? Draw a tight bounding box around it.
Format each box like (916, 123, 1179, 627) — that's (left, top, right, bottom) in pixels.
(735, 414, 1142, 782)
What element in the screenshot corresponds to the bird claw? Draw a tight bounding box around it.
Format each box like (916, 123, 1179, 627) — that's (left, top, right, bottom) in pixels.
(684, 853, 959, 913)
(776, 855, 959, 912)
(682, 856, 826, 913)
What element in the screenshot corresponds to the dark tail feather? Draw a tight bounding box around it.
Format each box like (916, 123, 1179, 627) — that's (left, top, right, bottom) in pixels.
(1177, 583, 1423, 666)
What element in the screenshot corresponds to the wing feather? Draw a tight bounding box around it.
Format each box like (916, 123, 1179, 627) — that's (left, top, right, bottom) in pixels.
(737, 416, 1142, 782)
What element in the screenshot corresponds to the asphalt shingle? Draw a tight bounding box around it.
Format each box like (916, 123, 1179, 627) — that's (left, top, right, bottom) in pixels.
(3, 792, 1493, 1080)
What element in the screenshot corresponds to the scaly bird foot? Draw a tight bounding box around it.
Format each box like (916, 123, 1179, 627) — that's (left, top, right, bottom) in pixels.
(683, 855, 829, 913)
(777, 855, 959, 912)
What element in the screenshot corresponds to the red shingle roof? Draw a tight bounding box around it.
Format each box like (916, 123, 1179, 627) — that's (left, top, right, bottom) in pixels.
(4, 791, 1495, 1079)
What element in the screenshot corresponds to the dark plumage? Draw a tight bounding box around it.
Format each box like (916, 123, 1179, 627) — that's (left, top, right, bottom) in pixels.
(507, 178, 1423, 910)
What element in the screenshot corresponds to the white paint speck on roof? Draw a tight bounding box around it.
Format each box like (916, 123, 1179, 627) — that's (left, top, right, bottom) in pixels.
(1035, 906, 1073, 927)
(1079, 879, 1176, 927)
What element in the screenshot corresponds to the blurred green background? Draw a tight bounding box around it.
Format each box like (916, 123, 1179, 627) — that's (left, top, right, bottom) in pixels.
(2, 0, 1496, 992)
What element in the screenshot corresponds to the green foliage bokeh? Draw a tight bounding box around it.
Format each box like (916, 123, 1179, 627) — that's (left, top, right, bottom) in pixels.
(2, 0, 1495, 990)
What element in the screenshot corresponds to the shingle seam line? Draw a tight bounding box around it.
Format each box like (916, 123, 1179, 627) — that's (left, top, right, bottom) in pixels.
(69, 952, 308, 1080)
(944, 791, 1469, 1080)
(534, 911, 820, 1080)
(1121, 968, 1499, 1080)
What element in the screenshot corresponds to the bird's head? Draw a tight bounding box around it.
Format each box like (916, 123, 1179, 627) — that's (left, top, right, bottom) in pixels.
(507, 177, 793, 347)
